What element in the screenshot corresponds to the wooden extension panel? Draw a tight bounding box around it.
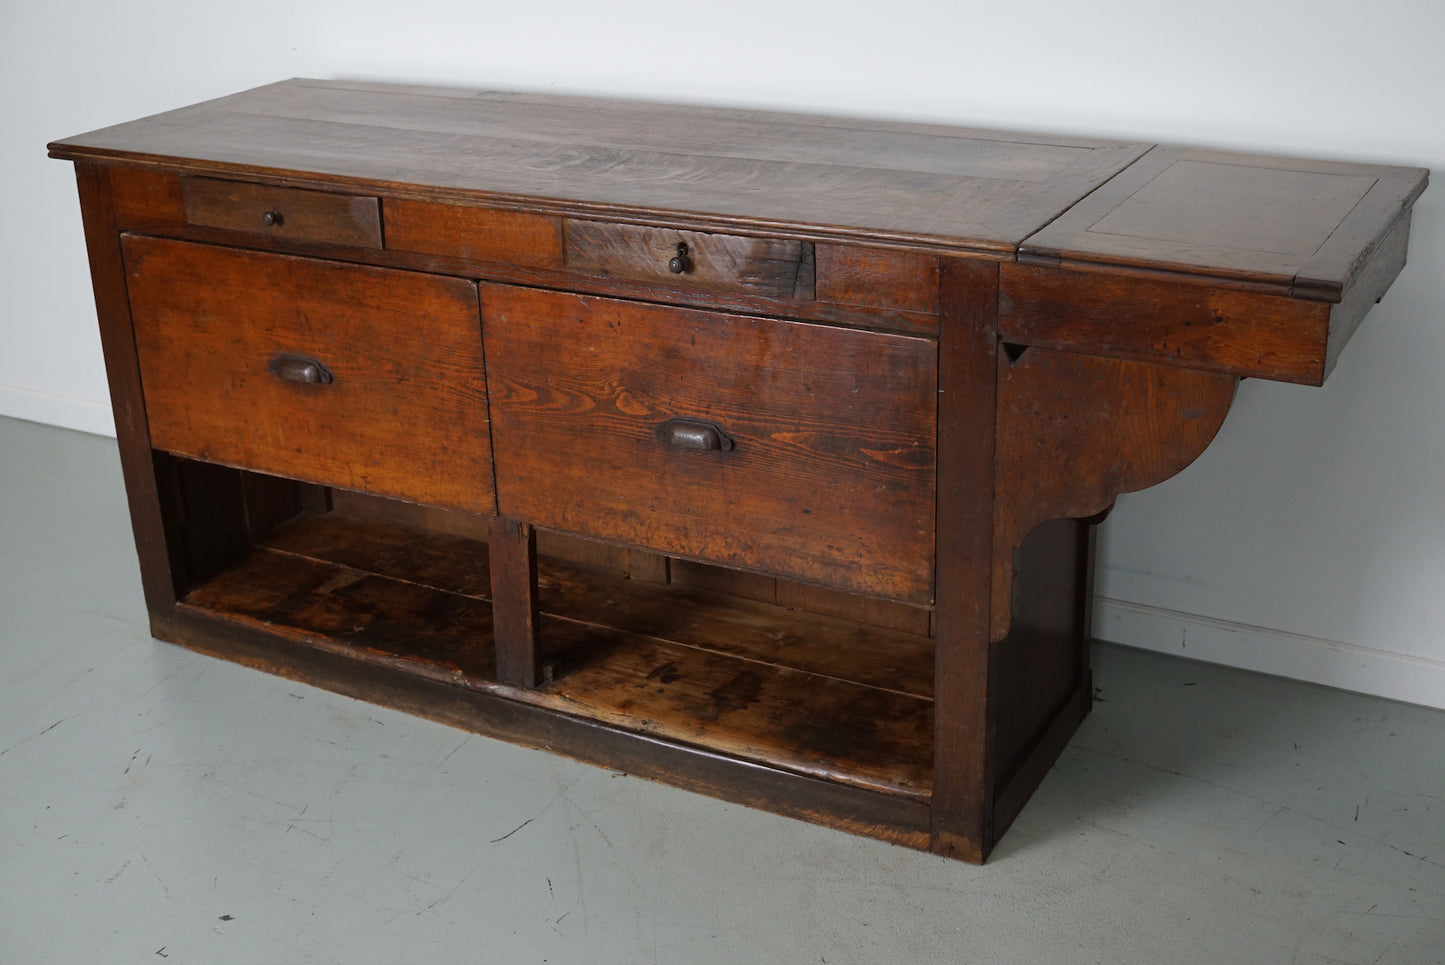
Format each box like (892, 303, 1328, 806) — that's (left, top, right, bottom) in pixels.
(50, 79, 1426, 862)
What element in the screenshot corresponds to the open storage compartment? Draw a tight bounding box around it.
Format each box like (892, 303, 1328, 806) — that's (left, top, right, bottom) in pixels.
(159, 458, 940, 835)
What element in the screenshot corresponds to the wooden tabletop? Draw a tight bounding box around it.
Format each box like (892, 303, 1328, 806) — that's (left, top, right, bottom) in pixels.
(50, 78, 1426, 300)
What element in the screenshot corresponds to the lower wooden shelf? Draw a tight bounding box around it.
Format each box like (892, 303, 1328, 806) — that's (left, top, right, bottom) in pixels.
(177, 511, 936, 806)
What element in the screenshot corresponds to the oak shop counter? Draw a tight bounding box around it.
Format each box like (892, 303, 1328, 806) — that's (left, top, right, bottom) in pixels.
(50, 79, 1427, 863)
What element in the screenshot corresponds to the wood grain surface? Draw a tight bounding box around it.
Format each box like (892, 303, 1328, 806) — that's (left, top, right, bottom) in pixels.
(564, 220, 814, 299)
(999, 262, 1332, 384)
(49, 78, 1149, 254)
(1020, 145, 1428, 300)
(482, 284, 937, 603)
(181, 176, 382, 248)
(384, 197, 563, 267)
(186, 512, 936, 799)
(124, 236, 495, 513)
(991, 346, 1238, 641)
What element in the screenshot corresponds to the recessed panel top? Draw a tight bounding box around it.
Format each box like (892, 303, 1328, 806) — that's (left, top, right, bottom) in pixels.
(1088, 160, 1376, 256)
(1022, 146, 1427, 299)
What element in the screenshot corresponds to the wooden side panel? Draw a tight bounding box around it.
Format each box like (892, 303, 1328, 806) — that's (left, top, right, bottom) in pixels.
(999, 263, 1332, 385)
(74, 164, 189, 614)
(991, 347, 1237, 641)
(383, 198, 563, 267)
(124, 237, 495, 514)
(564, 220, 814, 299)
(1326, 210, 1415, 379)
(483, 285, 937, 603)
(989, 518, 1091, 792)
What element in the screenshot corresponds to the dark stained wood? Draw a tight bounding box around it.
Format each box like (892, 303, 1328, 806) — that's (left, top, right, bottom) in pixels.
(999, 262, 1333, 384)
(536, 529, 642, 578)
(49, 78, 1150, 255)
(239, 470, 310, 541)
(775, 577, 933, 637)
(328, 489, 492, 542)
(110, 166, 185, 226)
(489, 517, 541, 689)
(182, 549, 496, 682)
(565, 220, 814, 299)
(1326, 210, 1415, 379)
(179, 529, 935, 800)
(174, 460, 251, 584)
(542, 563, 935, 699)
(1021, 145, 1428, 301)
(930, 257, 1001, 862)
(261, 511, 935, 697)
(156, 601, 933, 848)
(73, 163, 188, 614)
(669, 559, 779, 605)
(123, 236, 496, 514)
(991, 678, 1092, 841)
(482, 284, 938, 604)
(263, 511, 495, 596)
(55, 82, 1428, 864)
(530, 619, 933, 798)
(88, 193, 963, 338)
(383, 198, 562, 267)
(989, 518, 1092, 791)
(181, 176, 382, 248)
(816, 244, 940, 317)
(991, 348, 1238, 642)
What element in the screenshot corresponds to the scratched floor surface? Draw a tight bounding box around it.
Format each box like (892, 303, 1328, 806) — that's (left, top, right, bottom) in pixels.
(1, 414, 1443, 965)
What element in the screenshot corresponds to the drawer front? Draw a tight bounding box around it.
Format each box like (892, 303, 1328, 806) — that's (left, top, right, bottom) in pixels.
(124, 236, 494, 514)
(482, 285, 936, 603)
(564, 220, 814, 300)
(181, 177, 383, 249)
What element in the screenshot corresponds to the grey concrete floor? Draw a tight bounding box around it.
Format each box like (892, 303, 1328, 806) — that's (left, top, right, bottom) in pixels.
(1, 414, 1443, 965)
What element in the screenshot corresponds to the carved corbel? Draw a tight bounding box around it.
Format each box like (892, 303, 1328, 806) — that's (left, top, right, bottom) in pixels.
(990, 346, 1239, 642)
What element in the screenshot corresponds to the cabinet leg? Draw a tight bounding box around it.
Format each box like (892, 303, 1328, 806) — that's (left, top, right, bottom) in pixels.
(931, 258, 1001, 862)
(488, 517, 541, 688)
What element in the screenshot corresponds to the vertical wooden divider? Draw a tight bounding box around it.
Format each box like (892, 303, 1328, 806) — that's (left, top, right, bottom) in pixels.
(488, 516, 541, 688)
(931, 257, 1002, 862)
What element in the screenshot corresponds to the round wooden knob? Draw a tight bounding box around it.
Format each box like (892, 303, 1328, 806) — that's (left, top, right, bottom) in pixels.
(667, 242, 689, 274)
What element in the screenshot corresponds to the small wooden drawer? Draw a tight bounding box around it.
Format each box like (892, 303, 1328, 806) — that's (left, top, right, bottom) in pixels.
(124, 236, 494, 514)
(482, 284, 936, 603)
(564, 220, 814, 299)
(180, 177, 383, 249)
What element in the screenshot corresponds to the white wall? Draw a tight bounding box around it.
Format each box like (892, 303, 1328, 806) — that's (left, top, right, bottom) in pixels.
(4, 0, 1442, 706)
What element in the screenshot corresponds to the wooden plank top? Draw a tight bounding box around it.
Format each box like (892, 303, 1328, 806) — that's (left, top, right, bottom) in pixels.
(1021, 146, 1427, 301)
(48, 78, 1148, 256)
(49, 79, 1426, 294)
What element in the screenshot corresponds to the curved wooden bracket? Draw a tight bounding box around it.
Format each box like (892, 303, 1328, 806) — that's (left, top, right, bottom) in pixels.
(991, 347, 1238, 642)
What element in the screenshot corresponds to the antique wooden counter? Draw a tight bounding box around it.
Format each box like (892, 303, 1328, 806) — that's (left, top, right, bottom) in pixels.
(50, 80, 1427, 861)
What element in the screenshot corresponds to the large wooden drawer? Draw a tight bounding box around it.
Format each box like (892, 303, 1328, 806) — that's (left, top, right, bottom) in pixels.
(481, 284, 937, 603)
(123, 236, 495, 514)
